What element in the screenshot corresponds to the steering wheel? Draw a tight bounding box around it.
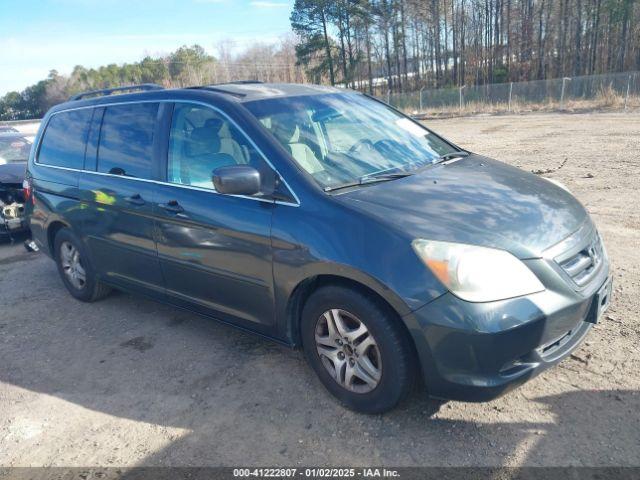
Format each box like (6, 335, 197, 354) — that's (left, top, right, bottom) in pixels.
(348, 138, 375, 154)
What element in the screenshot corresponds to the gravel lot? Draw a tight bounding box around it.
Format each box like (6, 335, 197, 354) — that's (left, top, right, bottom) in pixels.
(1, 112, 638, 467)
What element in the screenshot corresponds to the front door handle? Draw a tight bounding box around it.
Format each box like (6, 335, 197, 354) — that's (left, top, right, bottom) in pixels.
(124, 194, 145, 206)
(160, 200, 185, 214)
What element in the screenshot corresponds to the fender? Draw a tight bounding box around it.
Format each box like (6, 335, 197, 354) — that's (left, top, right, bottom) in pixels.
(274, 259, 426, 345)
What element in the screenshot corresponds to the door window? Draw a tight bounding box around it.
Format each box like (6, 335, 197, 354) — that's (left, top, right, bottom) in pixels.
(168, 103, 262, 190)
(38, 108, 93, 169)
(97, 103, 158, 179)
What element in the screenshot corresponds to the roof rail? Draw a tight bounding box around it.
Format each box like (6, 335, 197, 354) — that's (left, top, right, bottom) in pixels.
(226, 80, 263, 85)
(186, 80, 265, 98)
(69, 84, 164, 101)
(186, 86, 246, 98)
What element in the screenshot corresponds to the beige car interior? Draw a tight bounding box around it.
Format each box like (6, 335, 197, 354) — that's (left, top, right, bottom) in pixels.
(268, 116, 324, 174)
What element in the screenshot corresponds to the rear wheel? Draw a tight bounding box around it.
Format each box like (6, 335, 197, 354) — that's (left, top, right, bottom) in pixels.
(54, 228, 111, 302)
(301, 285, 415, 414)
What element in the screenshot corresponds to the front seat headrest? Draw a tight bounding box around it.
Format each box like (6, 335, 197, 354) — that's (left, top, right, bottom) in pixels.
(187, 124, 221, 157)
(204, 118, 224, 133)
(270, 116, 298, 145)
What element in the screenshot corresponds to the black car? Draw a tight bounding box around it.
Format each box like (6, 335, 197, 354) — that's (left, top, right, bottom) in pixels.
(25, 83, 611, 413)
(0, 132, 30, 239)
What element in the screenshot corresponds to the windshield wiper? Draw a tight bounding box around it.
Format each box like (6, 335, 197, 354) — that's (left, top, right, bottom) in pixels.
(363, 171, 413, 181)
(324, 172, 413, 192)
(436, 151, 470, 163)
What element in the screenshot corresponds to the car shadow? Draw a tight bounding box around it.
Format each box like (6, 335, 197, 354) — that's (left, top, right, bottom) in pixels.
(1, 254, 638, 467)
(0, 230, 29, 245)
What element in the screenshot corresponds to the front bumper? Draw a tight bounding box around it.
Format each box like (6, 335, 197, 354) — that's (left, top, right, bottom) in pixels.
(404, 260, 611, 402)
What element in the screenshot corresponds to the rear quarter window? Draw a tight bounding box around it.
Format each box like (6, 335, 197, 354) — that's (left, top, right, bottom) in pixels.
(38, 109, 93, 169)
(97, 103, 158, 179)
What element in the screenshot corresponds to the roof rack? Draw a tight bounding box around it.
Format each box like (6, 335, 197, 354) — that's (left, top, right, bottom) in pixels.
(186, 80, 264, 98)
(226, 80, 263, 85)
(69, 84, 164, 101)
(186, 86, 246, 98)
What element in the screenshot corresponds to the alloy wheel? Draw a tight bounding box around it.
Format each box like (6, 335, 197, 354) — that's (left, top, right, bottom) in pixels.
(60, 241, 86, 290)
(314, 309, 382, 393)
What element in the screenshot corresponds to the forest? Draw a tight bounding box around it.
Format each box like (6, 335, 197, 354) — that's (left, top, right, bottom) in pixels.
(292, 0, 639, 93)
(1, 0, 638, 120)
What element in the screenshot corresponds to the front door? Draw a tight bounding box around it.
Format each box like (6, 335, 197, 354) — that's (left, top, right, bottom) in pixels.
(154, 102, 276, 328)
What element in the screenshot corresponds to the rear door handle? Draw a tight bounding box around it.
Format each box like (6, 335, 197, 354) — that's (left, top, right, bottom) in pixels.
(160, 200, 185, 214)
(124, 194, 145, 206)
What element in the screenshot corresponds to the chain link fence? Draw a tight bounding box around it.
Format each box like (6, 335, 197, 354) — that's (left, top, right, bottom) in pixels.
(380, 71, 640, 116)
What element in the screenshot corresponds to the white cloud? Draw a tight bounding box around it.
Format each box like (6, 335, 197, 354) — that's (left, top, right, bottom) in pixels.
(249, 1, 289, 8)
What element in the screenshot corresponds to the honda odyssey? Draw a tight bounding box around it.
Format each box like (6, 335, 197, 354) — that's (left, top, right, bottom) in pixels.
(25, 82, 612, 413)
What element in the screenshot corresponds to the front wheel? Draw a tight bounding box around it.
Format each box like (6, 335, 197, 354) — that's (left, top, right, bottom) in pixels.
(301, 285, 415, 414)
(54, 228, 111, 302)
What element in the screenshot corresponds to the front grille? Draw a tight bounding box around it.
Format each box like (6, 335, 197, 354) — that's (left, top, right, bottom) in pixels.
(557, 234, 604, 287)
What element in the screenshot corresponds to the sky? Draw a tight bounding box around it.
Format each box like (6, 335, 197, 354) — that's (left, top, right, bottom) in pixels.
(0, 0, 295, 95)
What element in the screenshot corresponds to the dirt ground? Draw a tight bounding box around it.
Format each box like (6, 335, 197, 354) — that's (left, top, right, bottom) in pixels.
(0, 112, 638, 467)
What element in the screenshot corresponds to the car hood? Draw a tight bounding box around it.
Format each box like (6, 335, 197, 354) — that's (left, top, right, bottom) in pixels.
(339, 155, 589, 259)
(0, 162, 26, 185)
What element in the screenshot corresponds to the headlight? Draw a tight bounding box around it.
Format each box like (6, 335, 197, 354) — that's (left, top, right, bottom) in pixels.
(412, 239, 544, 302)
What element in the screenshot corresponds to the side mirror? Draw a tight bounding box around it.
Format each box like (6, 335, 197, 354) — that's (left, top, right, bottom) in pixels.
(212, 165, 261, 196)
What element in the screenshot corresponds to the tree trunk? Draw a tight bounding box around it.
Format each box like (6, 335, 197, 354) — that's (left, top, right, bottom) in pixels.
(574, 0, 583, 76)
(320, 8, 335, 85)
(537, 0, 545, 79)
(364, 17, 374, 95)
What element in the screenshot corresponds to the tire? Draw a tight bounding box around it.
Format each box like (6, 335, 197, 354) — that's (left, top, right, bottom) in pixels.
(53, 228, 111, 302)
(301, 285, 415, 414)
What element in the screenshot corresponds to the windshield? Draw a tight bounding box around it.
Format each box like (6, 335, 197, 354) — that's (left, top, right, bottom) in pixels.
(0, 136, 31, 164)
(244, 93, 457, 189)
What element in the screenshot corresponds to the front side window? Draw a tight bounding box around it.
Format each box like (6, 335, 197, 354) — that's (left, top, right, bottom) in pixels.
(244, 93, 457, 190)
(167, 103, 263, 190)
(38, 109, 93, 169)
(97, 103, 158, 178)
